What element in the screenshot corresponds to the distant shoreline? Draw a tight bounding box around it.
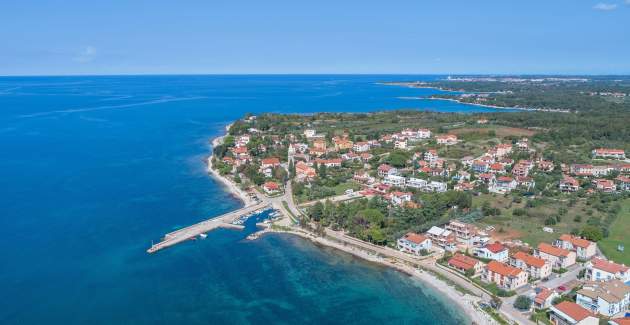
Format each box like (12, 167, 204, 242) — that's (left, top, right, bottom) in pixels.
(383, 82, 571, 113)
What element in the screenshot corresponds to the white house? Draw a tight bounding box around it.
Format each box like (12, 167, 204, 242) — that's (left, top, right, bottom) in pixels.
(406, 177, 428, 189)
(426, 226, 457, 252)
(576, 280, 630, 317)
(397, 232, 432, 255)
(586, 258, 630, 283)
(383, 175, 406, 187)
(474, 242, 509, 262)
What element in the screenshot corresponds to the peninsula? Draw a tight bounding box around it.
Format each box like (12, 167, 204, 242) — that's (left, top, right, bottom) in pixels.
(150, 77, 630, 325)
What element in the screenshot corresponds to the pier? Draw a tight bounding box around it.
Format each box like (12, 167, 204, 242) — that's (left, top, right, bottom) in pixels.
(147, 202, 269, 253)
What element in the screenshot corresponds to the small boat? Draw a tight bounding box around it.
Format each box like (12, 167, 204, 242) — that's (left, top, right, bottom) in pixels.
(199, 233, 208, 239)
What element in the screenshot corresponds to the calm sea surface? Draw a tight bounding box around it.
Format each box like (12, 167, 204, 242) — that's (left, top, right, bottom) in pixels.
(0, 75, 505, 324)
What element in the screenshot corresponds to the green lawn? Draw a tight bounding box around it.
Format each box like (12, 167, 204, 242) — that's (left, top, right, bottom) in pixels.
(473, 194, 600, 246)
(332, 181, 362, 195)
(599, 199, 630, 265)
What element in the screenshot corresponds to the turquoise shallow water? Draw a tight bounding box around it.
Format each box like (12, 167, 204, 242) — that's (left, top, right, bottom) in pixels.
(0, 75, 500, 324)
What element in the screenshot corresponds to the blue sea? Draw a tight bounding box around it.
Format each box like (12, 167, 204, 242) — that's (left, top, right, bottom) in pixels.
(0, 75, 505, 324)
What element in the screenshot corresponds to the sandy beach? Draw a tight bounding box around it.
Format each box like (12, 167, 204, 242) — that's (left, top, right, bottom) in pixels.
(206, 124, 257, 207)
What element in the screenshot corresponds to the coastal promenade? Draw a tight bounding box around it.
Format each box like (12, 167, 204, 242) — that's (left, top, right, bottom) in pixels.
(147, 202, 268, 253)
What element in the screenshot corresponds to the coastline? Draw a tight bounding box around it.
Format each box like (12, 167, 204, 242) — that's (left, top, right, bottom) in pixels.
(206, 123, 256, 207)
(264, 228, 496, 325)
(383, 81, 571, 113)
(424, 96, 570, 113)
(207, 121, 497, 325)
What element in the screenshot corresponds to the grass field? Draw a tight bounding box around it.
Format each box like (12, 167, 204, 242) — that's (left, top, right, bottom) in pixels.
(598, 199, 630, 265)
(472, 194, 603, 246)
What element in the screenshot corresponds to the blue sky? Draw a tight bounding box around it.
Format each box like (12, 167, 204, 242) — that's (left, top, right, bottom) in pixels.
(1, 0, 629, 75)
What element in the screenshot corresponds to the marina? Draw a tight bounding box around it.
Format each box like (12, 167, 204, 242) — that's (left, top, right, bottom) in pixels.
(147, 202, 270, 253)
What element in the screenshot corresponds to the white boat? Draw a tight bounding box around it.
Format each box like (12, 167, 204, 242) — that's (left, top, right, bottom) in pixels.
(199, 233, 208, 239)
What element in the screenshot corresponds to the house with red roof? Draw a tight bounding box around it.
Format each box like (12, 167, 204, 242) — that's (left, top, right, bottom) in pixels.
(262, 181, 280, 194)
(397, 232, 432, 255)
(483, 260, 528, 290)
(534, 287, 558, 309)
(474, 242, 509, 262)
(555, 234, 597, 260)
(510, 251, 552, 279)
(560, 176, 580, 192)
(549, 301, 599, 325)
(377, 164, 398, 177)
(586, 257, 630, 283)
(385, 191, 412, 206)
(448, 253, 484, 275)
(592, 148, 626, 160)
(436, 134, 458, 145)
(490, 176, 517, 193)
(592, 179, 616, 193)
(261, 157, 281, 169)
(535, 243, 576, 269)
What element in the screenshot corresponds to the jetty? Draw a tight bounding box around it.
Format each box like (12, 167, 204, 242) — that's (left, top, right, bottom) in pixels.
(147, 202, 269, 253)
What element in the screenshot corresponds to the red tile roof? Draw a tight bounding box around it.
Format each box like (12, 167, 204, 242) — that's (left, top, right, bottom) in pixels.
(261, 157, 280, 165)
(487, 260, 523, 277)
(485, 242, 507, 254)
(559, 234, 593, 249)
(591, 257, 629, 274)
(402, 232, 428, 244)
(448, 253, 480, 271)
(534, 287, 553, 305)
(538, 242, 571, 257)
(513, 251, 546, 268)
(553, 301, 594, 322)
(610, 317, 630, 325)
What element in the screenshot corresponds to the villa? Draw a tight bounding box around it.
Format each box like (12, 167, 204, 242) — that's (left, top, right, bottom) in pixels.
(397, 232, 432, 255)
(474, 242, 509, 262)
(436, 134, 458, 145)
(560, 176, 580, 192)
(262, 181, 280, 194)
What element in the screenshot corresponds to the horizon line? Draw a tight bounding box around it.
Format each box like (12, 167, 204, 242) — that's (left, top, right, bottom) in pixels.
(2, 72, 630, 78)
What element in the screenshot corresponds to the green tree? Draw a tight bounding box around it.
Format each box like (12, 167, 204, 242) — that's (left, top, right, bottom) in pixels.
(513, 295, 532, 310)
(580, 225, 604, 242)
